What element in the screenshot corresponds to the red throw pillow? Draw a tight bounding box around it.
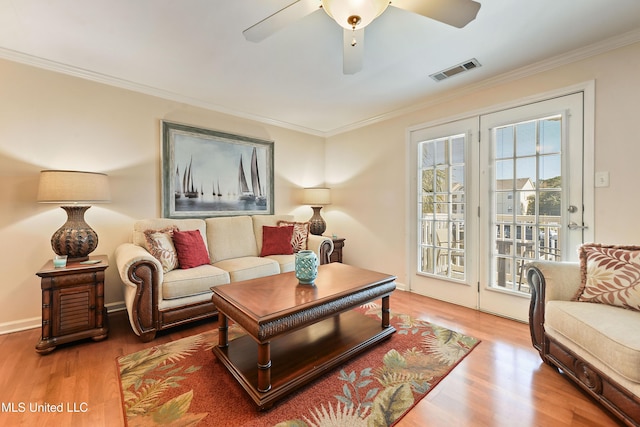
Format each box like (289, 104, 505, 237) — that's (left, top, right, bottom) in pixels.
(172, 230, 210, 269)
(261, 225, 294, 256)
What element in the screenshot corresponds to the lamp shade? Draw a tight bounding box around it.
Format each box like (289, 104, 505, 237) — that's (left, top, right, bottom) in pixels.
(321, 0, 390, 30)
(302, 188, 331, 206)
(37, 170, 111, 204)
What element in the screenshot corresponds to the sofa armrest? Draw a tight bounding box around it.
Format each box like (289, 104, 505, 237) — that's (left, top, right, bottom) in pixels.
(527, 261, 581, 302)
(527, 261, 581, 358)
(308, 234, 334, 265)
(115, 243, 163, 341)
(115, 243, 163, 289)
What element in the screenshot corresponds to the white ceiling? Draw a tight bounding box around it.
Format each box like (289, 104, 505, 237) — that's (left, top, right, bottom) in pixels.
(1, 0, 640, 136)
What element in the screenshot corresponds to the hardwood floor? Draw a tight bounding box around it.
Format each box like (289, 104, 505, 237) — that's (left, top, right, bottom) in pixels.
(0, 290, 623, 426)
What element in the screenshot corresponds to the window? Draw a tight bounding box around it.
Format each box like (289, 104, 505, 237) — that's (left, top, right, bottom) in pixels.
(492, 115, 563, 293)
(417, 134, 466, 280)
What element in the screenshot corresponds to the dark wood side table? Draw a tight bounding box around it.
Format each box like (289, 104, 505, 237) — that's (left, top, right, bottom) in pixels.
(329, 237, 345, 263)
(35, 255, 109, 354)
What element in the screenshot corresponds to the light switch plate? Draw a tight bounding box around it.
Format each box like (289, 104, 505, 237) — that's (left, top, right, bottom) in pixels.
(595, 171, 609, 188)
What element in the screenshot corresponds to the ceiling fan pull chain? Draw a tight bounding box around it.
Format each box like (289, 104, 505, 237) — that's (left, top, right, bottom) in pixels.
(348, 15, 361, 46)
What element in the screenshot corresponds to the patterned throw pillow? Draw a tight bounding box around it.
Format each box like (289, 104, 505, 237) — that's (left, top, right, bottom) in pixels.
(143, 227, 179, 273)
(277, 220, 310, 252)
(574, 243, 640, 311)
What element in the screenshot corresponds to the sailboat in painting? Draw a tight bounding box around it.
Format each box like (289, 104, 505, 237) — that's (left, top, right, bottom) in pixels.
(183, 157, 199, 198)
(213, 180, 222, 197)
(251, 147, 267, 206)
(237, 155, 254, 201)
(175, 166, 182, 199)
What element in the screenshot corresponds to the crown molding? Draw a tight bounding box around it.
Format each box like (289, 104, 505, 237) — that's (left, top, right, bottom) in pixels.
(0, 47, 326, 137)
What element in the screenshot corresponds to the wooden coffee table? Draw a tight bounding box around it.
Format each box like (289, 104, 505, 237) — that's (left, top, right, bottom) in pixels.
(211, 262, 396, 409)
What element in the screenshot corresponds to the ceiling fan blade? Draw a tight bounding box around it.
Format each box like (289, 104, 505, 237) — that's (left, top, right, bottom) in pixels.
(392, 0, 481, 28)
(343, 28, 364, 74)
(243, 0, 321, 42)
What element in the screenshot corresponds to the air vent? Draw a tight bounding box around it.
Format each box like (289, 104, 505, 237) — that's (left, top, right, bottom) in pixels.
(430, 58, 481, 82)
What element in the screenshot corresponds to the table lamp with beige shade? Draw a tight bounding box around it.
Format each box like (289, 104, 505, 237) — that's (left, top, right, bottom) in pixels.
(37, 170, 111, 261)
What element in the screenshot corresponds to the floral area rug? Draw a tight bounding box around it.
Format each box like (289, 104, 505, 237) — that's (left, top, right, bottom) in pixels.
(117, 303, 480, 426)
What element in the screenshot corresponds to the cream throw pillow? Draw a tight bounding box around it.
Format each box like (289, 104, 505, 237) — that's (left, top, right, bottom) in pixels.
(144, 227, 179, 273)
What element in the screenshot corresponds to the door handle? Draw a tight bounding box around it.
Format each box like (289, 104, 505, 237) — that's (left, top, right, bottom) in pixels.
(568, 221, 588, 230)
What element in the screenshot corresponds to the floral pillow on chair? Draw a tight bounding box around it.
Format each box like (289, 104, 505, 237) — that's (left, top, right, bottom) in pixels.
(574, 243, 640, 311)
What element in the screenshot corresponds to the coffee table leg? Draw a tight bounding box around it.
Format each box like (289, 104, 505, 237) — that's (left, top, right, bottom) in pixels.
(257, 342, 272, 392)
(382, 295, 390, 328)
(218, 313, 228, 348)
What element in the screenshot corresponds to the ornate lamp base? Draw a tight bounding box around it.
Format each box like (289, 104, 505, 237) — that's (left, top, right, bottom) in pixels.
(51, 206, 98, 262)
(308, 206, 326, 236)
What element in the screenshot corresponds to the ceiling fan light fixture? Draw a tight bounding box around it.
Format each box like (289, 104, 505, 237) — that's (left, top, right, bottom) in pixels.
(321, 0, 390, 30)
(347, 15, 362, 29)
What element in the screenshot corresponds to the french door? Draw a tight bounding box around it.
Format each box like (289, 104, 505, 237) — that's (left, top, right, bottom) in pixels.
(409, 87, 594, 321)
(408, 117, 479, 308)
(479, 92, 593, 321)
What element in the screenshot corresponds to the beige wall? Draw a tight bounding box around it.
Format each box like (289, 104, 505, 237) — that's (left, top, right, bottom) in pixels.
(0, 59, 325, 331)
(2, 41, 639, 331)
(325, 42, 640, 286)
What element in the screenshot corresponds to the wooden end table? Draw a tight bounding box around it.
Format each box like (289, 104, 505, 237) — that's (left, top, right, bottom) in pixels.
(211, 262, 396, 409)
(35, 255, 109, 354)
(329, 236, 345, 263)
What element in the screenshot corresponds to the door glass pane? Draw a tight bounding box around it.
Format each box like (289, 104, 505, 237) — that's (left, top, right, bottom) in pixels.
(452, 136, 465, 163)
(435, 140, 446, 165)
(492, 115, 563, 294)
(422, 169, 434, 192)
(452, 165, 465, 187)
(496, 159, 514, 183)
(418, 134, 467, 281)
(516, 121, 537, 156)
(516, 157, 535, 180)
(539, 118, 561, 154)
(539, 154, 561, 183)
(496, 127, 514, 158)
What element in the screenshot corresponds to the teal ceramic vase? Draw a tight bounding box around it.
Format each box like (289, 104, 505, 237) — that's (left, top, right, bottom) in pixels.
(295, 250, 318, 285)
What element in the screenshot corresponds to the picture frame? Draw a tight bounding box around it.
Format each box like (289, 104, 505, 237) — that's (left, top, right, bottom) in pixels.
(161, 121, 274, 218)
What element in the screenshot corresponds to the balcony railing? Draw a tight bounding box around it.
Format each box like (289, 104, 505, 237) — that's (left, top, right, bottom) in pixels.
(421, 214, 562, 294)
(494, 215, 561, 293)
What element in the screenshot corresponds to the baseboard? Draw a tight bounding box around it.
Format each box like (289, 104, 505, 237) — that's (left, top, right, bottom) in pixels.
(394, 281, 407, 292)
(0, 300, 127, 335)
(106, 300, 127, 313)
(0, 316, 41, 335)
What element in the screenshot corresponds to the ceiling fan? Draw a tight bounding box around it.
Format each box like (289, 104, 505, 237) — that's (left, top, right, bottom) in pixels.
(243, 0, 481, 74)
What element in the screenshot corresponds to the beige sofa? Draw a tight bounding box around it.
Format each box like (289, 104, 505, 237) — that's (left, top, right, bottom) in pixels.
(115, 214, 333, 342)
(527, 260, 640, 426)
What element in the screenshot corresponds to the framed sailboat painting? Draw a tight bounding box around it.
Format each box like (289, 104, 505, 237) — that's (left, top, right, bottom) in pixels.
(161, 121, 274, 218)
